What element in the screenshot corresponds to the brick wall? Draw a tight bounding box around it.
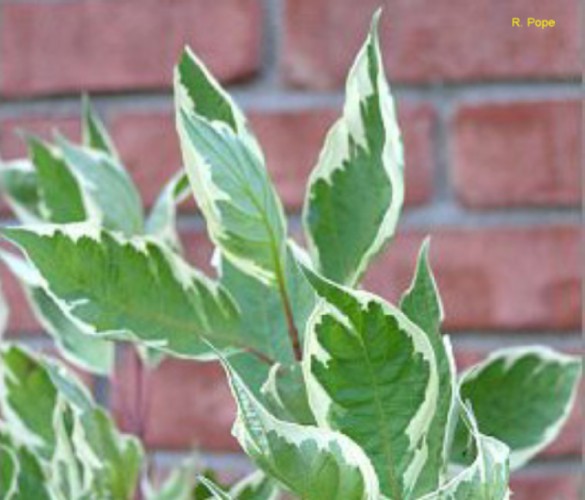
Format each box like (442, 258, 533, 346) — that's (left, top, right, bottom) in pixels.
(0, 0, 581, 496)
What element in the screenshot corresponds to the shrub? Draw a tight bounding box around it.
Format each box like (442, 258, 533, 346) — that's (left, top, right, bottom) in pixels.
(0, 11, 580, 500)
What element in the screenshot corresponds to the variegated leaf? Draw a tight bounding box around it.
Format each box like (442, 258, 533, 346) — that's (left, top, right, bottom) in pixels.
(400, 239, 456, 496)
(218, 242, 315, 365)
(302, 267, 440, 498)
(452, 346, 581, 469)
(0, 443, 19, 499)
(222, 356, 380, 500)
(229, 470, 278, 500)
(146, 171, 190, 252)
(82, 96, 119, 158)
(421, 402, 510, 500)
(57, 136, 143, 236)
(0, 251, 114, 375)
(0, 433, 50, 500)
(175, 47, 286, 285)
(0, 345, 58, 459)
(26, 137, 86, 223)
(0, 159, 43, 223)
(303, 11, 404, 286)
(2, 223, 239, 359)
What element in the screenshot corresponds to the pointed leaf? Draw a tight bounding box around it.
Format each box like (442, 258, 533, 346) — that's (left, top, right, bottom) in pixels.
(57, 136, 143, 235)
(2, 223, 239, 359)
(0, 159, 43, 223)
(421, 402, 510, 500)
(452, 346, 581, 469)
(1, 251, 114, 375)
(222, 356, 380, 500)
(303, 12, 404, 286)
(261, 363, 315, 425)
(400, 239, 456, 496)
(218, 242, 315, 365)
(198, 476, 232, 499)
(146, 171, 190, 252)
(175, 48, 286, 285)
(82, 96, 119, 157)
(27, 137, 86, 223)
(229, 471, 278, 500)
(302, 267, 440, 498)
(0, 345, 58, 458)
(0, 444, 19, 499)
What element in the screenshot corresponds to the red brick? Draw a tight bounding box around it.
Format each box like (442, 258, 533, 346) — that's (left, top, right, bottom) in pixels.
(0, 0, 261, 97)
(284, 0, 579, 87)
(453, 101, 580, 208)
(510, 467, 582, 500)
(109, 103, 436, 210)
(454, 346, 582, 458)
(364, 226, 580, 331)
(112, 351, 238, 451)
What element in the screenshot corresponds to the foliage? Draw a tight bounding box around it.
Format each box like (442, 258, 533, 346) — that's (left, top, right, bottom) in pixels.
(0, 10, 580, 500)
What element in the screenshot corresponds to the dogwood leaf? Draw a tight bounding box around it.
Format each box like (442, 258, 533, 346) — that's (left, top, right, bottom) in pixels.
(82, 96, 119, 158)
(303, 11, 404, 286)
(2, 223, 239, 359)
(0, 159, 43, 223)
(400, 239, 456, 496)
(175, 47, 286, 285)
(222, 356, 380, 500)
(452, 346, 581, 469)
(302, 267, 440, 498)
(57, 136, 143, 236)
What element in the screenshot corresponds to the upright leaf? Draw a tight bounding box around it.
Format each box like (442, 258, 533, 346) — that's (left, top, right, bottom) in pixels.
(222, 357, 380, 500)
(146, 171, 190, 252)
(57, 136, 143, 235)
(27, 137, 86, 223)
(82, 96, 119, 157)
(0, 346, 57, 458)
(452, 346, 581, 469)
(0, 251, 114, 375)
(400, 239, 456, 496)
(421, 402, 510, 500)
(302, 268, 440, 499)
(229, 471, 278, 500)
(218, 242, 315, 365)
(0, 159, 43, 223)
(0, 444, 18, 499)
(175, 47, 286, 285)
(303, 11, 404, 286)
(2, 223, 239, 359)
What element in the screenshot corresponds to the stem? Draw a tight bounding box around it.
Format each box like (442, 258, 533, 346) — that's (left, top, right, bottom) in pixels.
(274, 259, 302, 361)
(131, 348, 149, 500)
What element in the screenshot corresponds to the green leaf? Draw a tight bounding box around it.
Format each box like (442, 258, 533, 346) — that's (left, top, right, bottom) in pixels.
(27, 137, 86, 223)
(0, 345, 58, 458)
(145, 463, 196, 500)
(82, 95, 119, 158)
(0, 431, 51, 500)
(73, 407, 143, 499)
(0, 159, 43, 223)
(452, 346, 581, 469)
(260, 363, 315, 425)
(2, 223, 239, 359)
(229, 471, 278, 500)
(218, 242, 315, 365)
(302, 267, 440, 499)
(400, 239, 456, 496)
(421, 402, 510, 500)
(303, 11, 404, 286)
(0, 251, 114, 375)
(0, 443, 19, 499)
(198, 476, 232, 499)
(175, 48, 286, 285)
(146, 171, 190, 252)
(57, 136, 143, 236)
(222, 356, 380, 500)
